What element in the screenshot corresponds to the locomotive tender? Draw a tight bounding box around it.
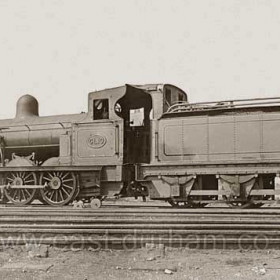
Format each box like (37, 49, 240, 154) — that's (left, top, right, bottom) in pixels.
(1, 83, 280, 208)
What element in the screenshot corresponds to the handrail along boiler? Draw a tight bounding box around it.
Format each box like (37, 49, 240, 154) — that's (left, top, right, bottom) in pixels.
(1, 84, 280, 208)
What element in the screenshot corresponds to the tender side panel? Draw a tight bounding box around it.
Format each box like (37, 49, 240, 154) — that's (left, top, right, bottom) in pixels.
(208, 116, 235, 161)
(158, 112, 280, 162)
(263, 115, 280, 158)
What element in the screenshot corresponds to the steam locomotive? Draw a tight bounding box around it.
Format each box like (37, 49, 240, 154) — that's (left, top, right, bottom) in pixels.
(1, 83, 280, 208)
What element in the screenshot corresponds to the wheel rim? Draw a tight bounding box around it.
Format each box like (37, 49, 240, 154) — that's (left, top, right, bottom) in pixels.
(39, 171, 76, 206)
(4, 172, 37, 205)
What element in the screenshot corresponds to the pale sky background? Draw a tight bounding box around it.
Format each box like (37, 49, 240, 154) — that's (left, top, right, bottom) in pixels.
(0, 0, 280, 118)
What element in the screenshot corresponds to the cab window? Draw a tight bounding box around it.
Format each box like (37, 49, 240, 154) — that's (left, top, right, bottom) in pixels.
(178, 91, 184, 102)
(93, 99, 109, 120)
(129, 108, 144, 126)
(165, 89, 172, 106)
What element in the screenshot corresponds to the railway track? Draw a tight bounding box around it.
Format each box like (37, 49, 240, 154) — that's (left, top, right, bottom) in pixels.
(0, 205, 280, 249)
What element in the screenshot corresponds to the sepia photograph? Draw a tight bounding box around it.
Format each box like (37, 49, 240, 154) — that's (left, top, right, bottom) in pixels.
(0, 0, 280, 279)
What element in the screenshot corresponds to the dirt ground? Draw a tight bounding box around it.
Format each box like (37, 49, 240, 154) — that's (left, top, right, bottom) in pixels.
(0, 245, 280, 280)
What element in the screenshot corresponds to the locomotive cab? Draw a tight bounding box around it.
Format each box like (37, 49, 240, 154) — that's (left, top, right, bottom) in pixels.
(88, 84, 153, 164)
(88, 84, 187, 166)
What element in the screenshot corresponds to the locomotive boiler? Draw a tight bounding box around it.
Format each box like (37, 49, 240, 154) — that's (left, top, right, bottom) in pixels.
(1, 83, 280, 208)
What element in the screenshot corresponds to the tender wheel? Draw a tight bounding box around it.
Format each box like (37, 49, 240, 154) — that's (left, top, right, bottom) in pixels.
(250, 203, 264, 208)
(168, 200, 207, 208)
(192, 202, 207, 208)
(4, 171, 37, 205)
(39, 171, 77, 206)
(168, 200, 191, 208)
(90, 198, 101, 209)
(228, 201, 255, 209)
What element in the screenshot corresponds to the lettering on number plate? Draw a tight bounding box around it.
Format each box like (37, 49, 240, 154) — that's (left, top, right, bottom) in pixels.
(87, 134, 107, 148)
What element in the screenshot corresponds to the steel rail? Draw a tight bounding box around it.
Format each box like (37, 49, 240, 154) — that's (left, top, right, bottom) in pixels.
(0, 216, 280, 223)
(0, 206, 279, 248)
(1, 205, 280, 214)
(1, 223, 280, 229)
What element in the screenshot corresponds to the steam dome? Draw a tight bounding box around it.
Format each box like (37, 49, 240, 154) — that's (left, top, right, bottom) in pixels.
(16, 94, 39, 118)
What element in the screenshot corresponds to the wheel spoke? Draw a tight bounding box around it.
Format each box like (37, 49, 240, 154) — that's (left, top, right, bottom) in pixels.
(63, 184, 73, 190)
(43, 176, 52, 182)
(24, 173, 33, 180)
(7, 177, 14, 182)
(24, 189, 31, 196)
(59, 190, 64, 201)
(62, 178, 74, 183)
(17, 191, 21, 201)
(44, 190, 50, 198)
(21, 189, 26, 201)
(19, 190, 23, 201)
(47, 172, 54, 179)
(24, 180, 35, 184)
(61, 187, 70, 196)
(50, 191, 55, 201)
(12, 189, 19, 200)
(61, 172, 69, 180)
